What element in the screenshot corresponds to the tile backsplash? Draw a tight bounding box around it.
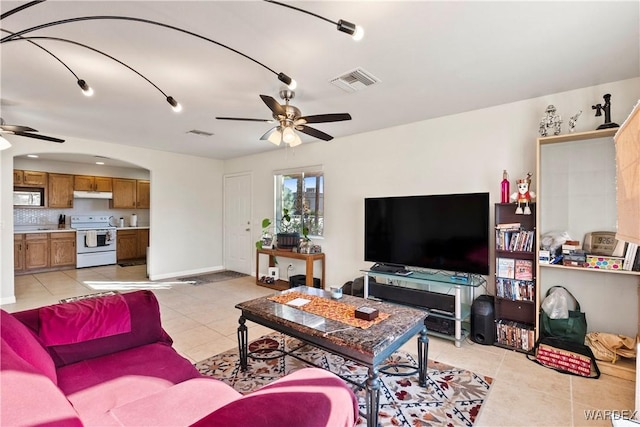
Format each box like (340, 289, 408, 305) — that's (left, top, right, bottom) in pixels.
(14, 198, 149, 228)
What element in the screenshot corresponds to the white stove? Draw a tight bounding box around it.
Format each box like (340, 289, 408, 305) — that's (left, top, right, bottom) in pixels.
(70, 215, 117, 268)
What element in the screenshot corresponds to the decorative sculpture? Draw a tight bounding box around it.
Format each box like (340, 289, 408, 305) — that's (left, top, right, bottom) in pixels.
(539, 105, 562, 137)
(592, 94, 619, 129)
(510, 173, 536, 215)
(568, 110, 582, 133)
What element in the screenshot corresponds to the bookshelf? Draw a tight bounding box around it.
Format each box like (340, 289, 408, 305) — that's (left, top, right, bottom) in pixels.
(494, 202, 537, 352)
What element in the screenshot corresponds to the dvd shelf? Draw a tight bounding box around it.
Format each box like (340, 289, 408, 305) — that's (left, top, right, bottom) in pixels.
(494, 202, 537, 352)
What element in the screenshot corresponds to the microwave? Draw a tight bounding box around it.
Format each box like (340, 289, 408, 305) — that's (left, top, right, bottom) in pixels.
(13, 187, 45, 207)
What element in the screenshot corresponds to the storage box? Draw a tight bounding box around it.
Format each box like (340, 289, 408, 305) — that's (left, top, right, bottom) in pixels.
(585, 255, 625, 271)
(355, 306, 379, 321)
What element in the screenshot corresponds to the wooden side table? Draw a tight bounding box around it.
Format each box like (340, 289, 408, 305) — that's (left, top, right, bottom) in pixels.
(256, 248, 325, 291)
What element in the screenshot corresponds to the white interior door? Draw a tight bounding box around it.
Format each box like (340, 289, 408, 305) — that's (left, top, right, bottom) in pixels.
(224, 173, 252, 275)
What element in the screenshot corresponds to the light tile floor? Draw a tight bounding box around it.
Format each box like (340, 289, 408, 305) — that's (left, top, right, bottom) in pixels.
(3, 265, 635, 427)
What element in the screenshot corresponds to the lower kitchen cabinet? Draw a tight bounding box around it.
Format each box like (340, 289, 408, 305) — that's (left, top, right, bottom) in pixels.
(117, 230, 139, 261)
(50, 232, 76, 267)
(14, 234, 25, 272)
(137, 228, 149, 259)
(25, 233, 49, 270)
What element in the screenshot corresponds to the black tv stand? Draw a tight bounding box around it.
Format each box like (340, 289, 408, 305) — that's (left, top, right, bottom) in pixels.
(370, 263, 408, 274)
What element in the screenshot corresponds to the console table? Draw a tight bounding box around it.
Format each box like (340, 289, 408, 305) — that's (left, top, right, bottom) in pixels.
(256, 248, 325, 291)
(362, 269, 485, 347)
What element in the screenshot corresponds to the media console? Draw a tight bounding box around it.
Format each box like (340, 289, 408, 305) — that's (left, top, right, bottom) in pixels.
(362, 269, 486, 347)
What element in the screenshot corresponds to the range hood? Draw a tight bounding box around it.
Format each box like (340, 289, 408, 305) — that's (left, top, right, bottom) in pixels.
(73, 191, 113, 200)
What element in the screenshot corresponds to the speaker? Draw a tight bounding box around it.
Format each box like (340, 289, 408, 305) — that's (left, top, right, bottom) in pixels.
(471, 295, 495, 345)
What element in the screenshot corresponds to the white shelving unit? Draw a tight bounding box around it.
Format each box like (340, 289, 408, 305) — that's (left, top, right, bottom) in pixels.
(536, 128, 639, 380)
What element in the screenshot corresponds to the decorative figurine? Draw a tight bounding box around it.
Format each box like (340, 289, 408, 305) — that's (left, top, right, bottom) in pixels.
(510, 173, 536, 215)
(592, 94, 619, 129)
(538, 105, 562, 136)
(568, 110, 582, 132)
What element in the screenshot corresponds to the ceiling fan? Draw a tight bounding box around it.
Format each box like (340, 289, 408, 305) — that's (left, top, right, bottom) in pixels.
(0, 118, 65, 143)
(216, 90, 351, 147)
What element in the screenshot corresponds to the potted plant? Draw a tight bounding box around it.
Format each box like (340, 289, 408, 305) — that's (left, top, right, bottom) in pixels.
(256, 218, 274, 249)
(276, 208, 300, 251)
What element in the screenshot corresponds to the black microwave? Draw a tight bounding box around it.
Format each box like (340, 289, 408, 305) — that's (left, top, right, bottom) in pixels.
(13, 187, 45, 207)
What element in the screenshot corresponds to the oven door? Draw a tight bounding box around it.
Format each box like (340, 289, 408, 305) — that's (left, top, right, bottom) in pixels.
(76, 229, 116, 254)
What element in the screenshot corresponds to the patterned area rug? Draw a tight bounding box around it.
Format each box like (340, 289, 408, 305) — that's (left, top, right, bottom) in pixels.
(195, 333, 492, 426)
(178, 271, 248, 285)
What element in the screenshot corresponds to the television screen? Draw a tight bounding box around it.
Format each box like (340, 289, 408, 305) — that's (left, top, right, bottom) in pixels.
(364, 192, 490, 275)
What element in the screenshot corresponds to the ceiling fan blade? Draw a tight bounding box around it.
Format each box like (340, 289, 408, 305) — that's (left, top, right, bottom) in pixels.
(260, 95, 286, 117)
(1, 124, 37, 132)
(299, 113, 352, 124)
(297, 125, 333, 141)
(216, 117, 273, 123)
(13, 131, 65, 143)
(259, 126, 278, 140)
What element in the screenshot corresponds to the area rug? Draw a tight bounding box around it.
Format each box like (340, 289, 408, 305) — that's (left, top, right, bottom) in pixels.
(195, 332, 492, 426)
(118, 260, 146, 267)
(178, 270, 249, 285)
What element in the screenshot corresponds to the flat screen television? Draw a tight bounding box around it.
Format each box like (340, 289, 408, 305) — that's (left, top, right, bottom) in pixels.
(364, 192, 490, 275)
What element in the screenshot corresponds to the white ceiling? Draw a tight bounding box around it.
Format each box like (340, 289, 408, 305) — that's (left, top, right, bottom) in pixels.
(1, 1, 639, 161)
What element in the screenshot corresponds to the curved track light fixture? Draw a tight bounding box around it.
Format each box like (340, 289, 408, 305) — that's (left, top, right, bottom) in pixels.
(0, 15, 297, 91)
(264, 0, 364, 41)
(0, 29, 95, 97)
(3, 34, 186, 111)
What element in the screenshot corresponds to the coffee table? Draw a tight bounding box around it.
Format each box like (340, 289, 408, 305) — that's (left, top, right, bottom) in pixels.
(236, 286, 429, 427)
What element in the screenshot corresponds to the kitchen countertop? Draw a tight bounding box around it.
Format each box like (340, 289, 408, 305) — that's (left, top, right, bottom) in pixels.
(15, 226, 149, 234)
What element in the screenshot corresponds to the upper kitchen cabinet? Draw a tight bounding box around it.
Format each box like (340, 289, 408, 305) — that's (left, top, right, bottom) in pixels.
(14, 170, 47, 187)
(136, 180, 150, 209)
(48, 173, 74, 208)
(111, 178, 149, 209)
(74, 175, 113, 192)
(111, 178, 137, 209)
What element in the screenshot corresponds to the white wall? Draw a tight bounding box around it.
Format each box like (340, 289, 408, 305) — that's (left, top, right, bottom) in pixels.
(224, 77, 640, 335)
(1, 136, 224, 303)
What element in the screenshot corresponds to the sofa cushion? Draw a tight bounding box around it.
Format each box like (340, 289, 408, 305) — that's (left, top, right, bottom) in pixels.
(12, 290, 171, 367)
(39, 293, 131, 346)
(58, 342, 204, 419)
(85, 377, 241, 426)
(0, 309, 57, 384)
(191, 368, 359, 427)
(1, 338, 82, 427)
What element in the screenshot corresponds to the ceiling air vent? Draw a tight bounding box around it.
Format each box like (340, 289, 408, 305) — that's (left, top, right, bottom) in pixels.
(186, 129, 214, 137)
(330, 67, 380, 93)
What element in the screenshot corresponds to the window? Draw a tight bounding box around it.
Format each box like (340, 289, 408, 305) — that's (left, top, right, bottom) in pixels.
(275, 167, 324, 237)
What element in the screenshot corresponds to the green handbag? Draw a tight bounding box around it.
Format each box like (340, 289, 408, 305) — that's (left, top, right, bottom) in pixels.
(540, 286, 588, 344)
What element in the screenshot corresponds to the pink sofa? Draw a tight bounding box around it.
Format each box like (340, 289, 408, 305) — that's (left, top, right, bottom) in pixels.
(0, 290, 358, 426)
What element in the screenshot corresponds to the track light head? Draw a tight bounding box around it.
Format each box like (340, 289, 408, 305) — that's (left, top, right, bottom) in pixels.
(166, 96, 182, 112)
(277, 72, 297, 90)
(337, 19, 364, 40)
(77, 79, 94, 96)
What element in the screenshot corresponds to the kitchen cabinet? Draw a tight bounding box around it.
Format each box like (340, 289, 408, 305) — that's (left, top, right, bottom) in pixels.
(25, 233, 49, 270)
(74, 175, 113, 192)
(137, 228, 149, 258)
(136, 180, 150, 209)
(14, 234, 25, 272)
(117, 229, 139, 261)
(48, 173, 74, 208)
(111, 178, 137, 209)
(50, 232, 76, 267)
(14, 170, 47, 187)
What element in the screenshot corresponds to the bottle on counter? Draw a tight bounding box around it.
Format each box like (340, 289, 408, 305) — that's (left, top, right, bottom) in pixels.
(119, 217, 124, 227)
(501, 170, 510, 203)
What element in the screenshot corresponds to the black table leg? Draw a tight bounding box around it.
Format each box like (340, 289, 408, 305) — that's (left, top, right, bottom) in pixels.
(366, 365, 381, 427)
(418, 325, 429, 387)
(237, 316, 248, 371)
